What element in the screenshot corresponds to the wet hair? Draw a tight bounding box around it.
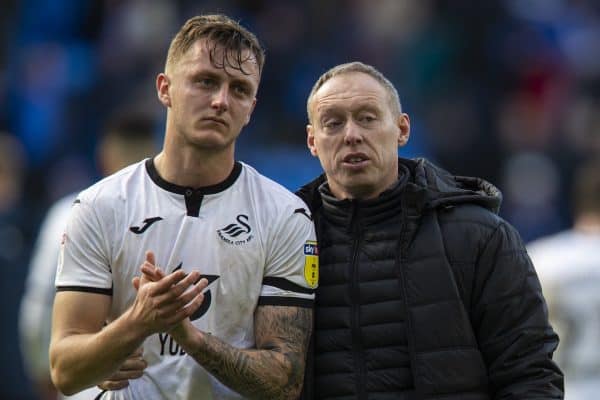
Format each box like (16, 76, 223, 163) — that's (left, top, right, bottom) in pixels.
(165, 14, 265, 76)
(306, 61, 402, 123)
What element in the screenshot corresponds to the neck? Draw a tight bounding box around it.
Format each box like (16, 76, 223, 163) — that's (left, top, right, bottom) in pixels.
(329, 185, 378, 201)
(328, 176, 400, 201)
(156, 141, 235, 189)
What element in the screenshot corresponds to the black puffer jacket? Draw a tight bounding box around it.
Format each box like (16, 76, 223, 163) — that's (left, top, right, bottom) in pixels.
(297, 158, 563, 399)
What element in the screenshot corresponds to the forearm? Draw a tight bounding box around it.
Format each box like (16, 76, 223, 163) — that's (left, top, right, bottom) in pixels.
(172, 324, 304, 400)
(50, 308, 147, 395)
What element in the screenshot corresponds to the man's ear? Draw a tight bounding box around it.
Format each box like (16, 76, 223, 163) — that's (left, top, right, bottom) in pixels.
(397, 113, 410, 147)
(307, 124, 318, 157)
(156, 73, 171, 108)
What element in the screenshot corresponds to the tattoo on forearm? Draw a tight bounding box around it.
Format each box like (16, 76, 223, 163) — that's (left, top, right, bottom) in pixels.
(186, 306, 312, 400)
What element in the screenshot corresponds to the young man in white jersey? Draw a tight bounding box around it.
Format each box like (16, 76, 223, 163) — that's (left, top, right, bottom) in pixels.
(50, 15, 317, 400)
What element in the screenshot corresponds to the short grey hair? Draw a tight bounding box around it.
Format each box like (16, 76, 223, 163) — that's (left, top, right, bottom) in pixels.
(306, 61, 402, 123)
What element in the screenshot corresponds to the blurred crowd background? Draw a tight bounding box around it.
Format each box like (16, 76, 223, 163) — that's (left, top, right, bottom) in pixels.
(1, 0, 599, 399)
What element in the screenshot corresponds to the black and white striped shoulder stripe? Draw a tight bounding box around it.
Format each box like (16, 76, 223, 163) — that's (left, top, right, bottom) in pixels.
(258, 277, 315, 308)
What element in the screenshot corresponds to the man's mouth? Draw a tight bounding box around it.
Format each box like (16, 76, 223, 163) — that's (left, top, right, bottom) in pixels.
(202, 117, 228, 126)
(343, 153, 369, 164)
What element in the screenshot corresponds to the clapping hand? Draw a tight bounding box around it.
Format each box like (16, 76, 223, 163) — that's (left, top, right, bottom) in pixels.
(129, 251, 208, 335)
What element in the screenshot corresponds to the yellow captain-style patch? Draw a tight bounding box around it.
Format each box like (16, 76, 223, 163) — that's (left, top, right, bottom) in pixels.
(303, 240, 319, 288)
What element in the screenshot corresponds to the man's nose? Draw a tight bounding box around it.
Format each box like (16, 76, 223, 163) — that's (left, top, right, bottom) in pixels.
(211, 85, 229, 113)
(344, 121, 363, 145)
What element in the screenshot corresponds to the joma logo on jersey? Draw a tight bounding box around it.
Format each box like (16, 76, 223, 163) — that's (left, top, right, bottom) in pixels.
(217, 214, 254, 245)
(129, 216, 163, 234)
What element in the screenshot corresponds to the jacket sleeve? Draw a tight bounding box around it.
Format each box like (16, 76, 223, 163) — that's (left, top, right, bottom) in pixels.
(470, 220, 564, 399)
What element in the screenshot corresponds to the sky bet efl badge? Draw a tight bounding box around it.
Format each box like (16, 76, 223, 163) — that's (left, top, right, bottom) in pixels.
(303, 240, 319, 288)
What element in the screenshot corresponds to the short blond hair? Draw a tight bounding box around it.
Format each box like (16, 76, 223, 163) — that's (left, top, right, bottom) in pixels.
(307, 61, 402, 123)
(165, 14, 265, 76)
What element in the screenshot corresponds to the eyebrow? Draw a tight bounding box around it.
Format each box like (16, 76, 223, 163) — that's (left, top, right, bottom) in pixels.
(191, 69, 255, 88)
(318, 102, 381, 116)
(191, 70, 220, 80)
(230, 76, 254, 87)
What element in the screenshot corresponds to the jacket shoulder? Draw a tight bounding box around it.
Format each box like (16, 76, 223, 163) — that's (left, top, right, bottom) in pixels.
(437, 203, 503, 234)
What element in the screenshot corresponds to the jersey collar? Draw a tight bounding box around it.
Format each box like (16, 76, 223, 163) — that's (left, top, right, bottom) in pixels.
(145, 158, 242, 195)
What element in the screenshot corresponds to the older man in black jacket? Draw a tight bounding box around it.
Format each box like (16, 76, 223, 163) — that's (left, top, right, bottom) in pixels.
(297, 61, 563, 399)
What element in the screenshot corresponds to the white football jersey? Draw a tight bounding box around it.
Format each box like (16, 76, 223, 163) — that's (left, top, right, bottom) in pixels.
(56, 159, 318, 400)
(528, 230, 600, 400)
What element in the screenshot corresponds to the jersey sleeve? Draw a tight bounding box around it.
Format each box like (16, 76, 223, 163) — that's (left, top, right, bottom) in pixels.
(259, 205, 318, 308)
(55, 197, 113, 295)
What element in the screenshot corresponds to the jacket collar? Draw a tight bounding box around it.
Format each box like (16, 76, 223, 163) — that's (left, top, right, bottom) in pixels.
(317, 164, 410, 228)
(296, 157, 502, 216)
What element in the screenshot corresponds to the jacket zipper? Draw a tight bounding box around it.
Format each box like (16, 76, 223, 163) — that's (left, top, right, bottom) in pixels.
(349, 202, 367, 399)
(395, 205, 420, 395)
